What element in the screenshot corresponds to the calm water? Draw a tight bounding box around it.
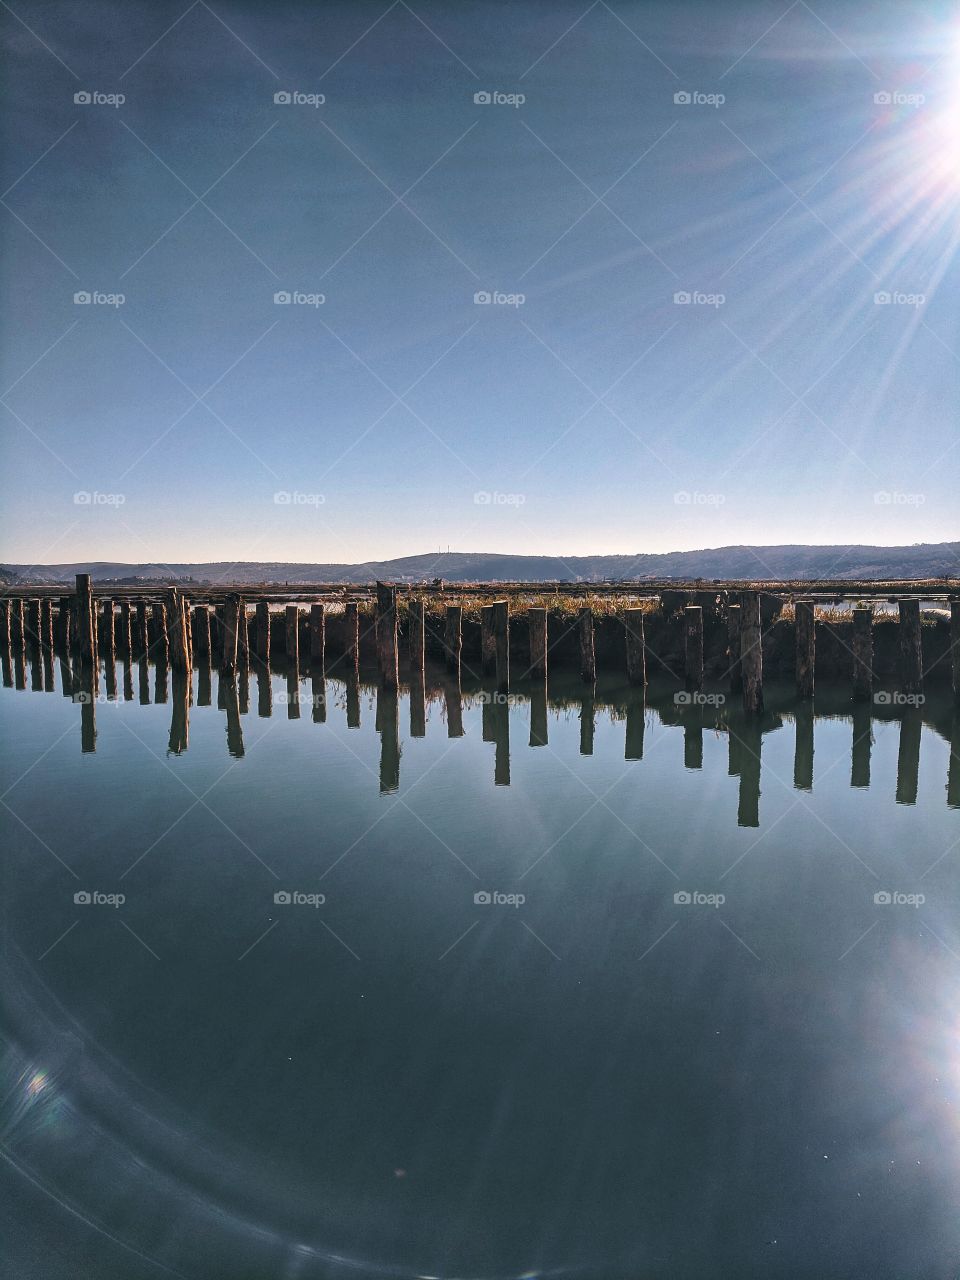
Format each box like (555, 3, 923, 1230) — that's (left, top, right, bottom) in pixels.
(2, 653, 959, 1279)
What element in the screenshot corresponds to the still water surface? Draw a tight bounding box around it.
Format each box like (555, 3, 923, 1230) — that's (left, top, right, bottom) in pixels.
(2, 657, 959, 1279)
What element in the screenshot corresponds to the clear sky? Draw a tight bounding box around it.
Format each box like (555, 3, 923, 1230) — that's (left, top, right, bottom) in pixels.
(1, 0, 958, 566)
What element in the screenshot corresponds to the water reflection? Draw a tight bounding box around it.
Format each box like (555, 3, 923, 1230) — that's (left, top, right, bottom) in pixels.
(4, 653, 959, 822)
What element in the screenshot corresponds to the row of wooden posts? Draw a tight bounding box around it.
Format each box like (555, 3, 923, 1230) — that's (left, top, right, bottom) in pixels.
(1, 579, 958, 710)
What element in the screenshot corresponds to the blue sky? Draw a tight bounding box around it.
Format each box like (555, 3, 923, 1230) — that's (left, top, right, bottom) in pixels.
(1, 0, 958, 564)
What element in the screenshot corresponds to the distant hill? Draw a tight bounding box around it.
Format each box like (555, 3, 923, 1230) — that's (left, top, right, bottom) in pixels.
(3, 543, 958, 585)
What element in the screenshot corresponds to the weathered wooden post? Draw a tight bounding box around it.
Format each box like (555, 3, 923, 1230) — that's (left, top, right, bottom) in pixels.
(237, 601, 249, 680)
(578, 607, 595, 684)
(726, 602, 742, 693)
(897, 599, 923, 695)
(284, 604, 299, 666)
(192, 605, 211, 659)
(152, 603, 169, 666)
(40, 599, 53, 651)
(344, 602, 359, 670)
(740, 592, 763, 714)
(444, 604, 462, 676)
(255, 601, 271, 666)
(57, 596, 71, 650)
(684, 605, 704, 692)
(850, 605, 874, 701)
(951, 600, 960, 706)
(75, 574, 95, 664)
(527, 607, 547, 680)
(795, 599, 815, 699)
(624, 608, 646, 688)
(118, 601, 131, 658)
(25, 599, 41, 653)
(480, 604, 496, 675)
(376, 582, 398, 690)
(166, 589, 189, 673)
(11, 599, 25, 654)
(101, 599, 116, 667)
(135, 601, 148, 659)
(409, 600, 425, 675)
(0, 599, 9, 650)
(493, 600, 509, 693)
(310, 603, 325, 667)
(221, 593, 240, 674)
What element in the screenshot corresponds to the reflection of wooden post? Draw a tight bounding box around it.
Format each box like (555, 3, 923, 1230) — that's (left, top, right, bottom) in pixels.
(480, 605, 496, 675)
(255, 601, 271, 665)
(410, 673, 426, 737)
(138, 657, 150, 704)
(152, 603, 169, 666)
(346, 670, 360, 728)
(378, 686, 400, 793)
(579, 688, 595, 755)
(493, 601, 509, 693)
(409, 600, 425, 675)
(78, 664, 97, 753)
(528, 608, 547, 679)
(852, 607, 873, 701)
(154, 656, 168, 704)
(740, 592, 763, 714)
(793, 701, 813, 791)
(311, 673, 326, 724)
(578, 607, 595, 684)
(256, 666, 271, 717)
(168, 670, 190, 754)
(167, 589, 189, 673)
(951, 601, 960, 706)
(310, 603, 325, 667)
(445, 605, 462, 676)
(223, 675, 244, 757)
(376, 583, 398, 690)
(726, 602, 742, 693)
(897, 599, 922, 695)
(286, 668, 300, 720)
(683, 707, 703, 770)
(851, 701, 871, 788)
(493, 698, 510, 786)
(948, 712, 959, 809)
(795, 599, 815, 699)
(736, 718, 761, 827)
(76, 574, 95, 664)
(445, 679, 464, 738)
(896, 706, 922, 806)
(624, 608, 646, 687)
(684, 605, 703, 692)
(529, 680, 548, 746)
(344, 602, 359, 670)
(625, 691, 645, 760)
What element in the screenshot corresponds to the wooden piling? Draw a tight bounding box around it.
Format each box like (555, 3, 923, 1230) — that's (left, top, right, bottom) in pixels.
(851, 606, 873, 701)
(684, 605, 704, 692)
(726, 602, 742, 693)
(408, 600, 425, 675)
(57, 597, 71, 650)
(255, 601, 271, 665)
(375, 582, 398, 690)
(75, 574, 95, 664)
(344, 602, 359, 670)
(480, 605, 496, 675)
(152, 603, 169, 665)
(309, 603, 325, 666)
(192, 605, 211, 660)
(237, 601, 249, 676)
(527, 607, 547, 680)
(624, 608, 646, 688)
(221, 593, 240, 674)
(795, 598, 815, 699)
(740, 592, 763, 714)
(101, 599, 116, 664)
(25, 599, 41, 652)
(951, 600, 960, 706)
(135, 601, 148, 659)
(578, 607, 595, 684)
(40, 599, 53, 651)
(167, 589, 189, 673)
(119, 601, 132, 658)
(444, 604, 462, 675)
(11, 599, 24, 653)
(284, 604, 299, 666)
(493, 600, 509, 693)
(897, 599, 922, 695)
